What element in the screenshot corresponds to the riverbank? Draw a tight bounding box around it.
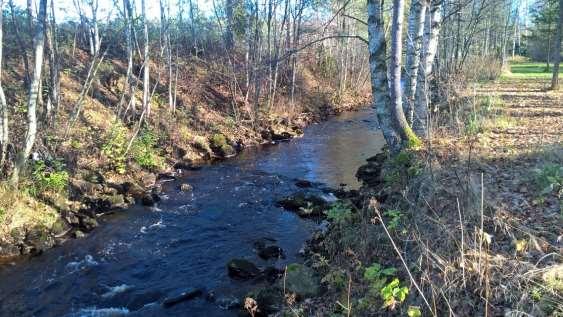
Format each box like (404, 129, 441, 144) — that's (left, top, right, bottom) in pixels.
(263, 63, 562, 316)
(0, 47, 369, 262)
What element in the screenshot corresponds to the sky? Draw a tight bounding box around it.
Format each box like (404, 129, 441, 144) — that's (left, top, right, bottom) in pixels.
(10, 0, 215, 21)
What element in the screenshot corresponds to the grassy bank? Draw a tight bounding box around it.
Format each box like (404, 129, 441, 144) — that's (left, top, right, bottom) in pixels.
(271, 61, 562, 316)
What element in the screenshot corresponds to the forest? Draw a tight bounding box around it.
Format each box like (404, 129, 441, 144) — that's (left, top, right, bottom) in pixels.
(0, 0, 560, 316)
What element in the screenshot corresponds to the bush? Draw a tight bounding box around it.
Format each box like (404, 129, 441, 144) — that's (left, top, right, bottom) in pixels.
(131, 128, 164, 170)
(101, 124, 129, 174)
(31, 159, 69, 194)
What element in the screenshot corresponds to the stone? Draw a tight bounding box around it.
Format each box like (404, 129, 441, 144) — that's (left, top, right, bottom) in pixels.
(141, 174, 157, 188)
(74, 230, 86, 239)
(295, 179, 313, 188)
(257, 246, 284, 260)
(284, 263, 320, 298)
(275, 192, 329, 217)
(162, 288, 203, 308)
(141, 193, 161, 206)
(79, 216, 99, 231)
(180, 183, 193, 192)
(227, 259, 260, 280)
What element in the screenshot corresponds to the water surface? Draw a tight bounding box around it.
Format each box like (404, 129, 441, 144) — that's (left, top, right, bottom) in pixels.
(0, 108, 384, 317)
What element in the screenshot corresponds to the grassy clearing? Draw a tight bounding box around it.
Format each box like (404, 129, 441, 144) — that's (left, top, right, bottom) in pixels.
(502, 61, 563, 80)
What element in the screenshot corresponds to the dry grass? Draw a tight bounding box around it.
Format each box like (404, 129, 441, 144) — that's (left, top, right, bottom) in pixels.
(301, 64, 562, 316)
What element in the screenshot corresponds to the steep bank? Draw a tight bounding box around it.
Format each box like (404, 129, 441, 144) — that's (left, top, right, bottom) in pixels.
(263, 67, 562, 316)
(0, 47, 369, 261)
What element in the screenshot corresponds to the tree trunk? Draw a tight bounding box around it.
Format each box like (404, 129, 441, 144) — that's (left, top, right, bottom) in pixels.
(367, 0, 401, 152)
(142, 0, 150, 119)
(0, 0, 9, 167)
(46, 0, 60, 126)
(413, 0, 442, 138)
(404, 0, 427, 124)
(551, 0, 562, 90)
(225, 0, 234, 50)
(12, 0, 48, 184)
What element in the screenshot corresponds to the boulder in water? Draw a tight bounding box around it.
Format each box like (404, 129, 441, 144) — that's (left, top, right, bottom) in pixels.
(227, 258, 260, 280)
(162, 288, 203, 308)
(275, 192, 329, 217)
(257, 246, 284, 260)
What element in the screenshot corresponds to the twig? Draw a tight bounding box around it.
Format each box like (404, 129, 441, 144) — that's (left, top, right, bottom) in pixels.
(478, 172, 484, 284)
(370, 200, 435, 316)
(456, 197, 466, 289)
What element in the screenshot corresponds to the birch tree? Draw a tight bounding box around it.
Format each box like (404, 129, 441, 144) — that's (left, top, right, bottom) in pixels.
(141, 0, 150, 118)
(413, 0, 442, 137)
(12, 0, 48, 184)
(368, 0, 419, 153)
(404, 0, 428, 124)
(0, 0, 9, 166)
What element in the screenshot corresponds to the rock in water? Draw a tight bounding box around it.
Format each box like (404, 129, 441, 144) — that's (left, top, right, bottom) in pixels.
(227, 259, 260, 279)
(180, 183, 193, 192)
(285, 263, 320, 298)
(257, 246, 284, 260)
(162, 288, 203, 308)
(295, 179, 313, 188)
(275, 192, 329, 217)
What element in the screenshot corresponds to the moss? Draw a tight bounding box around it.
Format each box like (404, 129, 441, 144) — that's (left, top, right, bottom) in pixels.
(209, 133, 234, 157)
(404, 127, 422, 150)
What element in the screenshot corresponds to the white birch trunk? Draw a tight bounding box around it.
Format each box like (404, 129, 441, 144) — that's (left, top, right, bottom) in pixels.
(0, 0, 9, 166)
(12, 0, 48, 184)
(367, 0, 401, 152)
(142, 0, 150, 119)
(404, 0, 427, 124)
(413, 0, 442, 137)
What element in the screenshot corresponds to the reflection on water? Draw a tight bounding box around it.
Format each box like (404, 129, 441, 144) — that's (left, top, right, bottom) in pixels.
(0, 108, 384, 317)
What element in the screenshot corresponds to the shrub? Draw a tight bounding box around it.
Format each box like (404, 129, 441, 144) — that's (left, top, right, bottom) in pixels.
(531, 163, 562, 198)
(131, 128, 164, 170)
(325, 202, 354, 226)
(31, 159, 69, 194)
(101, 124, 129, 174)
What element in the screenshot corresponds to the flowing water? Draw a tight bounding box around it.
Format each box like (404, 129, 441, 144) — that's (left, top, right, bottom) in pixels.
(0, 109, 384, 317)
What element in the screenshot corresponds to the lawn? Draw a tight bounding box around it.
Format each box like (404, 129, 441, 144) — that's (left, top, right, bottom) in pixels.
(503, 61, 563, 79)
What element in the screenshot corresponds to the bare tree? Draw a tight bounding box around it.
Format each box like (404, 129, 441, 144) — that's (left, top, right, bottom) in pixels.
(551, 0, 562, 90)
(0, 0, 9, 167)
(404, 0, 428, 124)
(12, 0, 48, 184)
(141, 0, 150, 118)
(414, 0, 442, 137)
(45, 0, 60, 126)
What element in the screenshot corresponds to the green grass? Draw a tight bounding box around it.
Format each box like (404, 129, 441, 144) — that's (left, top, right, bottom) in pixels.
(502, 62, 563, 80)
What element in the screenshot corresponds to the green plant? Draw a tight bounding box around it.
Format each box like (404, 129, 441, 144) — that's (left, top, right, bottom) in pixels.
(383, 210, 403, 231)
(101, 124, 128, 174)
(131, 128, 164, 170)
(325, 202, 353, 225)
(531, 163, 562, 198)
(465, 110, 483, 135)
(407, 306, 422, 317)
(380, 278, 409, 309)
(383, 151, 422, 187)
(363, 263, 397, 292)
(321, 269, 347, 290)
(31, 159, 69, 194)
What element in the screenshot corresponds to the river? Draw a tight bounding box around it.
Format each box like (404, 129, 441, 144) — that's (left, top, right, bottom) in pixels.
(0, 109, 384, 317)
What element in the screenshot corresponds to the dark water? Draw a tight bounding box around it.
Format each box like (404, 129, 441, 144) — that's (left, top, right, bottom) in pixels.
(0, 109, 384, 317)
